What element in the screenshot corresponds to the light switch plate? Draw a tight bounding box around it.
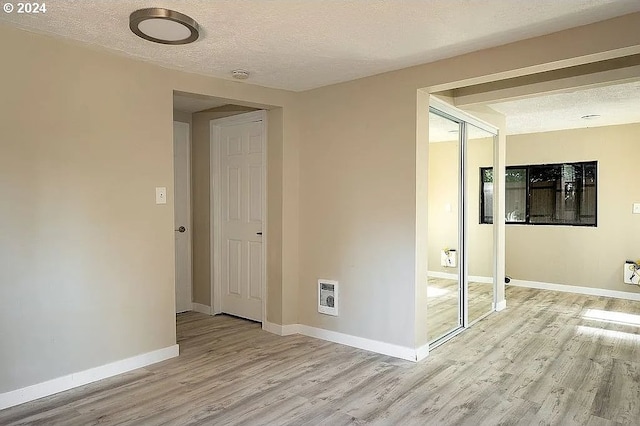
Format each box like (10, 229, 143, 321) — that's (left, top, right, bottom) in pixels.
(156, 187, 167, 205)
(633, 203, 640, 214)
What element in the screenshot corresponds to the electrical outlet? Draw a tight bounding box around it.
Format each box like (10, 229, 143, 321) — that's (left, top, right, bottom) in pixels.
(633, 203, 640, 214)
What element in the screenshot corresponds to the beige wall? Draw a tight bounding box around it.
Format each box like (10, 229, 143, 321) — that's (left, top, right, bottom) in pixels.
(506, 123, 640, 294)
(173, 110, 192, 125)
(0, 24, 298, 394)
(427, 138, 494, 278)
(428, 141, 460, 274)
(298, 81, 418, 347)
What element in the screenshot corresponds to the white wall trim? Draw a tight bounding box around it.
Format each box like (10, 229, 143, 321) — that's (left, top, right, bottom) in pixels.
(427, 270, 457, 280)
(262, 321, 299, 336)
(192, 303, 213, 315)
(0, 345, 179, 410)
(416, 343, 430, 362)
(495, 299, 507, 311)
(264, 323, 435, 362)
(470, 275, 494, 284)
(281, 324, 300, 336)
(427, 271, 493, 284)
(262, 321, 283, 335)
(509, 279, 640, 301)
(296, 325, 417, 362)
(263, 322, 419, 361)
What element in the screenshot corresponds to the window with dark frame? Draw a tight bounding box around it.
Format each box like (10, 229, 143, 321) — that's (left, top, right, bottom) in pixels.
(480, 161, 597, 226)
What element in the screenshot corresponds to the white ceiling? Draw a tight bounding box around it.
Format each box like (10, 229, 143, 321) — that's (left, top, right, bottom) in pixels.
(1, 0, 639, 91)
(489, 80, 640, 135)
(173, 94, 228, 113)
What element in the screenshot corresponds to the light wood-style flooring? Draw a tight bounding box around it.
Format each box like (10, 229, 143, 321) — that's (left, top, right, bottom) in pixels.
(427, 278, 494, 341)
(2, 287, 640, 425)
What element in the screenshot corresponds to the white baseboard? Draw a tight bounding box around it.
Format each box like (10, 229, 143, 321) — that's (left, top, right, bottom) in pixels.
(428, 271, 457, 280)
(470, 275, 494, 284)
(416, 343, 430, 362)
(264, 322, 426, 362)
(262, 321, 300, 336)
(427, 271, 493, 284)
(262, 321, 282, 335)
(281, 324, 299, 336)
(509, 279, 640, 301)
(495, 299, 507, 311)
(192, 303, 213, 315)
(0, 344, 179, 410)
(296, 324, 417, 362)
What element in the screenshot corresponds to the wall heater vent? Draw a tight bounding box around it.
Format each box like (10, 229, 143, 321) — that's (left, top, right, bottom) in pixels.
(624, 261, 640, 285)
(318, 279, 338, 316)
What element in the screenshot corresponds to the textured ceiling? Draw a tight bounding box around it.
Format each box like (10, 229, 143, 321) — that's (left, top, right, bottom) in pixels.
(489, 81, 640, 135)
(1, 1, 639, 91)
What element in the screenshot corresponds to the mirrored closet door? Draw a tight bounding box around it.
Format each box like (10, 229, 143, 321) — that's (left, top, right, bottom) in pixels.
(427, 102, 497, 348)
(427, 111, 462, 342)
(467, 123, 496, 325)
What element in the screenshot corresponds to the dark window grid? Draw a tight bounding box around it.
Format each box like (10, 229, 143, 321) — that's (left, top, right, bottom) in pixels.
(480, 161, 597, 227)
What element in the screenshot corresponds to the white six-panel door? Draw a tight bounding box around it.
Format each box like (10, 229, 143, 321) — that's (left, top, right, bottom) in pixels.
(218, 119, 264, 321)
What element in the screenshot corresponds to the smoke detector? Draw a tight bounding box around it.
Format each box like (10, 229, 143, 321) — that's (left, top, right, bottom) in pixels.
(232, 69, 250, 80)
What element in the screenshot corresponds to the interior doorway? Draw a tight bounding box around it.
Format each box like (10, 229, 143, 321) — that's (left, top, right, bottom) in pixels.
(427, 98, 498, 348)
(173, 121, 193, 313)
(210, 111, 267, 322)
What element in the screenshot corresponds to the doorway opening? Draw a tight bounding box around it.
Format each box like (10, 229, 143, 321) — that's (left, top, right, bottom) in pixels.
(173, 92, 273, 334)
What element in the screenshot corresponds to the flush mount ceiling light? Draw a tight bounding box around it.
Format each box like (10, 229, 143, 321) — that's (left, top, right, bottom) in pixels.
(581, 114, 601, 120)
(130, 8, 199, 45)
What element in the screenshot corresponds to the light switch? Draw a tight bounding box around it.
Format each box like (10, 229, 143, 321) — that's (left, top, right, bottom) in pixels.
(633, 203, 640, 214)
(156, 187, 167, 205)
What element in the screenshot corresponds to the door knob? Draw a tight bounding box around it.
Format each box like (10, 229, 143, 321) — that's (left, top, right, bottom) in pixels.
(256, 232, 262, 236)
(175, 226, 186, 233)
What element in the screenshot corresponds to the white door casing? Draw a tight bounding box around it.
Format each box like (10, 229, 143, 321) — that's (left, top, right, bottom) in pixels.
(173, 121, 192, 313)
(211, 112, 266, 322)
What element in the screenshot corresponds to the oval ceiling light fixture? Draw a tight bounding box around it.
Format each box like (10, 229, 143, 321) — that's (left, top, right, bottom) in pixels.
(130, 8, 199, 45)
(581, 114, 601, 120)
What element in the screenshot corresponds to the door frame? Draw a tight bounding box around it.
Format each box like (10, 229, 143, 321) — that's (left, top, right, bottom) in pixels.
(209, 110, 268, 323)
(174, 120, 193, 313)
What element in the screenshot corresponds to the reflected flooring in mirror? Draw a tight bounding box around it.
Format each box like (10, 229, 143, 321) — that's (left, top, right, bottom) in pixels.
(427, 277, 494, 342)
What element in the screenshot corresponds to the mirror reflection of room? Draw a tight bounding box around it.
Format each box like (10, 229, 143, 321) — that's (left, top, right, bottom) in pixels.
(466, 124, 496, 325)
(427, 111, 461, 342)
(427, 109, 496, 344)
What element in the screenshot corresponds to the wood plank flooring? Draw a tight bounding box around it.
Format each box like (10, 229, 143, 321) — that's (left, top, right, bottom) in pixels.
(427, 278, 494, 341)
(2, 287, 640, 425)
